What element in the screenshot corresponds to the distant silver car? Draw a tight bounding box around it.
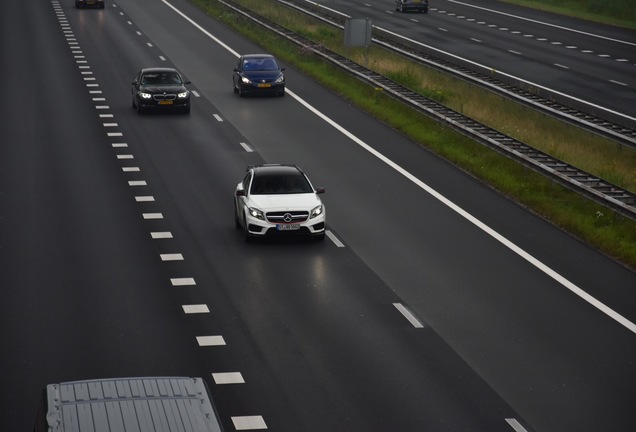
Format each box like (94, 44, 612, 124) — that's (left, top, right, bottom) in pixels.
(395, 0, 429, 13)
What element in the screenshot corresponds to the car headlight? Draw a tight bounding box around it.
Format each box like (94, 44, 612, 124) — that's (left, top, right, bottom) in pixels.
(177, 91, 189, 99)
(240, 76, 252, 84)
(275, 74, 284, 84)
(248, 207, 265, 220)
(139, 92, 152, 99)
(310, 205, 323, 219)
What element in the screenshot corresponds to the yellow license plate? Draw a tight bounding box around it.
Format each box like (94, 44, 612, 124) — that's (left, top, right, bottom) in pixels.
(257, 83, 272, 88)
(158, 100, 173, 105)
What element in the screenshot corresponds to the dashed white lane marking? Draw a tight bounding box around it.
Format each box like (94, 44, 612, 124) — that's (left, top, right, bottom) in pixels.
(393, 303, 424, 328)
(128, 180, 147, 186)
(182, 304, 209, 314)
(554, 63, 569, 69)
(122, 167, 140, 172)
(171, 277, 196, 286)
(212, 372, 245, 384)
(508, 50, 522, 55)
(160, 253, 184, 261)
(151, 231, 173, 239)
(143, 213, 163, 220)
(239, 142, 254, 152)
(135, 196, 155, 202)
(610, 80, 628, 86)
(196, 335, 226, 346)
(103, 122, 118, 127)
(117, 154, 134, 159)
(325, 230, 344, 247)
(231, 416, 268, 430)
(505, 418, 529, 432)
(213, 114, 223, 122)
(108, 132, 123, 137)
(112, 143, 128, 148)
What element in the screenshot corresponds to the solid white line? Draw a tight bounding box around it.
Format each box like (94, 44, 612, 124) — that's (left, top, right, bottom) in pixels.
(393, 303, 424, 328)
(159, 0, 636, 336)
(505, 418, 529, 432)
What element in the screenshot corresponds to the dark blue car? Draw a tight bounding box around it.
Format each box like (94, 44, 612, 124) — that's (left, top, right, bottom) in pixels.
(233, 54, 286, 97)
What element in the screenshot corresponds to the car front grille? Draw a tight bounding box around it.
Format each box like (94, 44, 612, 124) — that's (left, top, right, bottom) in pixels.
(153, 94, 177, 101)
(266, 211, 309, 223)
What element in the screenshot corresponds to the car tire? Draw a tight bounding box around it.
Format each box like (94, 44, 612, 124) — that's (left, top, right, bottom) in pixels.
(278, 90, 285, 97)
(183, 104, 191, 114)
(237, 86, 245, 98)
(136, 103, 145, 114)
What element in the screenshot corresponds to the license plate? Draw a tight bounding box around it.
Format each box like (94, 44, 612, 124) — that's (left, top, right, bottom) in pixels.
(257, 83, 272, 88)
(277, 224, 300, 231)
(158, 100, 173, 105)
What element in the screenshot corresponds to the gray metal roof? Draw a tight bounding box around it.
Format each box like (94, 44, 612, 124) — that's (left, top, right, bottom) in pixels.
(43, 377, 223, 432)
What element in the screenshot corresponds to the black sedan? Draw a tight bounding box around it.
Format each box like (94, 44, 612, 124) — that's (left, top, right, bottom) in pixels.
(131, 68, 191, 114)
(233, 54, 285, 97)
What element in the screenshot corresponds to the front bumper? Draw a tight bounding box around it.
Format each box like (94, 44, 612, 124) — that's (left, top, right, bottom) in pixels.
(245, 213, 325, 238)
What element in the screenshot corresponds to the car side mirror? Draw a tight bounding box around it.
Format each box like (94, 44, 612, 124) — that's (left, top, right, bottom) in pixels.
(132, 80, 138, 85)
(233, 67, 239, 72)
(315, 187, 325, 194)
(281, 67, 286, 71)
(235, 189, 246, 197)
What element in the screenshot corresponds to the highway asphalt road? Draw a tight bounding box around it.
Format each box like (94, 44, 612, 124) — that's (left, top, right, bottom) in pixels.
(323, 0, 636, 126)
(1, 0, 635, 431)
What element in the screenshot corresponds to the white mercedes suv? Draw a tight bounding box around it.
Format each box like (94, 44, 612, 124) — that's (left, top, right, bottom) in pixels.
(234, 164, 326, 241)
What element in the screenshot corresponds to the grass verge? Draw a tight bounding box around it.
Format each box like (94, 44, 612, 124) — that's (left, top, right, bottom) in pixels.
(192, 0, 636, 270)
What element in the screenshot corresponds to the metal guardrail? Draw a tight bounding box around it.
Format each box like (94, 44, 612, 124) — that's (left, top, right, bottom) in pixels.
(218, 0, 636, 220)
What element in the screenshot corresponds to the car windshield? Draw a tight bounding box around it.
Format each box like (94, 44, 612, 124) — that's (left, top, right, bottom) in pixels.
(141, 72, 182, 85)
(243, 58, 279, 71)
(250, 172, 313, 195)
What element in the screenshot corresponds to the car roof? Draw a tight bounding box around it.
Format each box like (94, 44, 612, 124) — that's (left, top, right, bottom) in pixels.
(241, 54, 276, 60)
(250, 164, 303, 176)
(140, 67, 180, 74)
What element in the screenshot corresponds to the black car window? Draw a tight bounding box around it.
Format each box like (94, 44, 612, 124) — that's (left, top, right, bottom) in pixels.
(141, 72, 182, 85)
(250, 172, 312, 195)
(244, 58, 278, 72)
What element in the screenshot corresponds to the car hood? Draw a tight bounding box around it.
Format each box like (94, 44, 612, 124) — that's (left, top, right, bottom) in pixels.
(241, 70, 283, 81)
(139, 85, 187, 93)
(249, 194, 321, 211)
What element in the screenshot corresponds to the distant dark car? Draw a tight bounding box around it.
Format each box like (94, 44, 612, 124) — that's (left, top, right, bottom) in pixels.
(131, 68, 191, 114)
(75, 0, 104, 8)
(233, 54, 285, 97)
(395, 0, 429, 13)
